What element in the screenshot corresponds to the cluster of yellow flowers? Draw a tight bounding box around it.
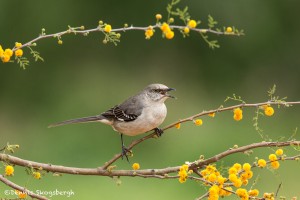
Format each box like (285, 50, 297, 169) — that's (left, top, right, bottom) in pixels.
(4, 165, 42, 179)
(178, 164, 192, 183)
(201, 165, 232, 200)
(144, 14, 198, 40)
(257, 148, 283, 169)
(0, 43, 23, 63)
(228, 163, 253, 188)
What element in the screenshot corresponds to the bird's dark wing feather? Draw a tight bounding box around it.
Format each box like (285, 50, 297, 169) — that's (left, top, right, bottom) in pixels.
(101, 93, 144, 122)
(102, 106, 138, 122)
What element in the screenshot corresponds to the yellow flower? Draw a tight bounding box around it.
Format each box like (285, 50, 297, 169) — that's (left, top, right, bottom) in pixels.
(1, 54, 11, 63)
(275, 148, 283, 156)
(219, 187, 232, 197)
(160, 22, 171, 33)
(209, 185, 220, 200)
(58, 40, 63, 45)
(233, 178, 242, 188)
(175, 123, 181, 129)
(269, 154, 277, 161)
(33, 171, 41, 179)
(5, 165, 14, 176)
(226, 27, 233, 33)
(145, 28, 154, 39)
(15, 190, 27, 199)
(236, 188, 248, 199)
(217, 176, 226, 185)
(257, 159, 267, 168)
(229, 174, 238, 182)
(155, 14, 162, 20)
(132, 163, 140, 170)
(248, 189, 259, 197)
(194, 119, 203, 126)
(208, 173, 217, 182)
(15, 49, 23, 57)
(0, 45, 3, 54)
(180, 164, 189, 171)
(104, 24, 112, 33)
(228, 167, 237, 175)
(188, 20, 197, 28)
(208, 112, 216, 118)
(242, 163, 251, 171)
(178, 164, 189, 183)
(271, 161, 280, 169)
(4, 48, 13, 57)
(165, 30, 174, 39)
(264, 106, 274, 116)
(233, 108, 243, 121)
(15, 42, 22, 48)
(233, 163, 242, 171)
(183, 27, 190, 34)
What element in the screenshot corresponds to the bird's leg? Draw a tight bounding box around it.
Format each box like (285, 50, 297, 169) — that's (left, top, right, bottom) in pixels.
(120, 134, 130, 162)
(154, 127, 164, 137)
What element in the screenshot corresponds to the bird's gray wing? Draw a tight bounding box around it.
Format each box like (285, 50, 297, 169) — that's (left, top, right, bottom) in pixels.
(101, 94, 143, 122)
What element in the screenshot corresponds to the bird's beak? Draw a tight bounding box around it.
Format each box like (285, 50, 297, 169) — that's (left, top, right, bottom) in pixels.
(166, 88, 176, 99)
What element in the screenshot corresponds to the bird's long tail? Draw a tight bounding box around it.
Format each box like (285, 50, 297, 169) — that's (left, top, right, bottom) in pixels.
(48, 115, 104, 128)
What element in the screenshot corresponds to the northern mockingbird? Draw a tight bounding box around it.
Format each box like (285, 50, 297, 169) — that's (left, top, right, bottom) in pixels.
(49, 83, 175, 160)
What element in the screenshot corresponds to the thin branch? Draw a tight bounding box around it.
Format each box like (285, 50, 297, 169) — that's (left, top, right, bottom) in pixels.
(11, 24, 242, 52)
(0, 175, 48, 200)
(0, 141, 299, 178)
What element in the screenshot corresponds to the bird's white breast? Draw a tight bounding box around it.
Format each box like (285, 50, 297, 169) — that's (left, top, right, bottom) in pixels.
(112, 103, 167, 136)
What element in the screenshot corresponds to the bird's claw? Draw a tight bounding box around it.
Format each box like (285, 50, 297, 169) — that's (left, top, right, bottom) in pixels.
(121, 145, 132, 162)
(154, 127, 164, 137)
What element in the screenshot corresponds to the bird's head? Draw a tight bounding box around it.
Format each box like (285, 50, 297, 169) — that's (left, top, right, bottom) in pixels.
(145, 83, 175, 103)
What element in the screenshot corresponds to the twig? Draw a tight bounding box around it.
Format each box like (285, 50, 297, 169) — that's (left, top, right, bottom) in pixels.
(0, 175, 48, 200)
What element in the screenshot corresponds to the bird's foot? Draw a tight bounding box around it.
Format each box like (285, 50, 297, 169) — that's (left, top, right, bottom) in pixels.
(154, 127, 164, 137)
(121, 145, 132, 162)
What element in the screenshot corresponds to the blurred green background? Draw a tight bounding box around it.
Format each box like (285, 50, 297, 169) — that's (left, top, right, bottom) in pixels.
(1, 0, 300, 199)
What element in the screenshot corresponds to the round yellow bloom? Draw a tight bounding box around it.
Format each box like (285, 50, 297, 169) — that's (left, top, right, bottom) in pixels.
(233, 163, 242, 171)
(228, 167, 237, 175)
(145, 28, 154, 39)
(104, 24, 112, 33)
(269, 154, 277, 161)
(160, 22, 171, 33)
(188, 20, 197, 28)
(175, 123, 181, 129)
(58, 40, 63, 45)
(15, 49, 23, 57)
(5, 165, 14, 176)
(33, 171, 41, 179)
(236, 188, 248, 199)
(15, 42, 22, 48)
(194, 119, 203, 126)
(217, 176, 226, 185)
(208, 173, 217, 182)
(242, 163, 251, 171)
(233, 108, 243, 121)
(228, 173, 238, 182)
(132, 163, 140, 170)
(1, 54, 11, 63)
(275, 148, 283, 156)
(208, 112, 216, 118)
(4, 48, 13, 57)
(15, 190, 27, 199)
(271, 161, 280, 169)
(183, 27, 190, 34)
(165, 30, 174, 39)
(248, 189, 259, 196)
(226, 27, 233, 33)
(155, 14, 162, 20)
(219, 187, 232, 197)
(233, 178, 242, 188)
(257, 159, 267, 168)
(264, 106, 274, 116)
